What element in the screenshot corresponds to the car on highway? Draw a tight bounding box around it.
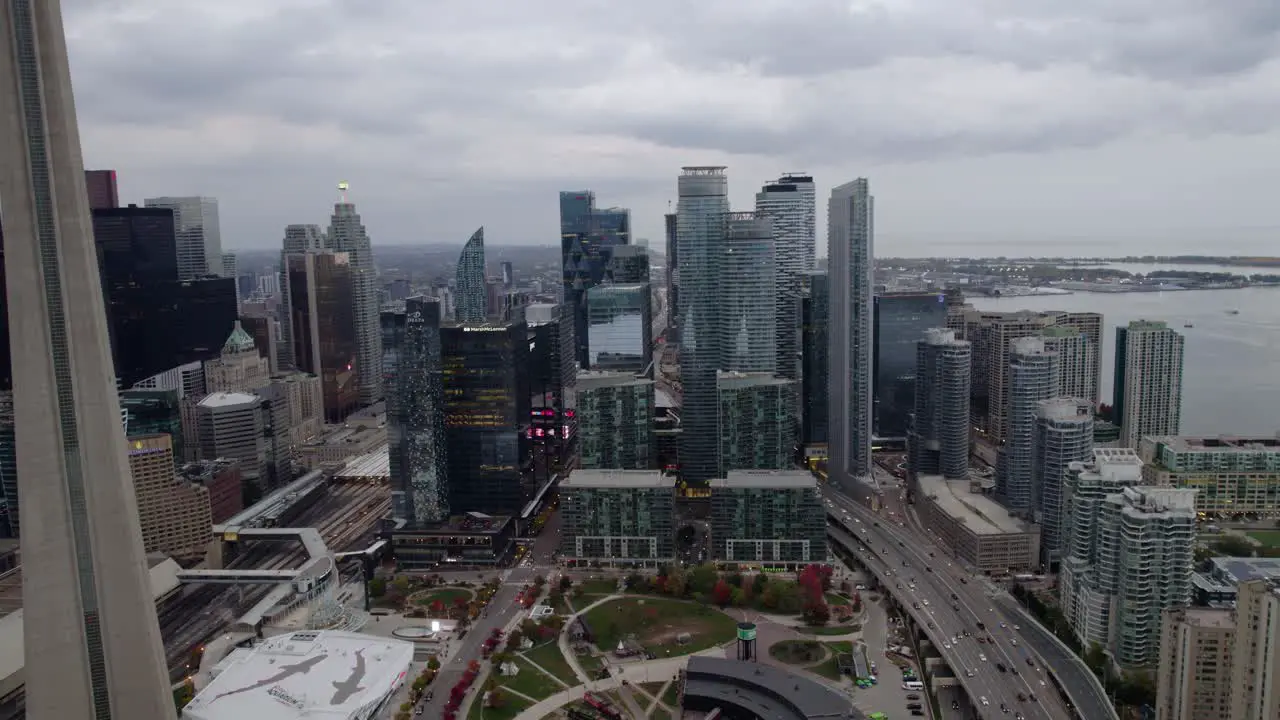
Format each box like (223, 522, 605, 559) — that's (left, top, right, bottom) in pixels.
(978, 654, 987, 662)
(980, 696, 990, 706)
(996, 662, 1006, 672)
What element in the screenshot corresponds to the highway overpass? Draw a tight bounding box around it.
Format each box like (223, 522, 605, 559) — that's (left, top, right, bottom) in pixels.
(824, 487, 1118, 720)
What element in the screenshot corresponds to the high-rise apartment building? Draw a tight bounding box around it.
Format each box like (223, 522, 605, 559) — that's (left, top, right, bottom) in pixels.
(709, 470, 827, 567)
(126, 434, 213, 561)
(1032, 398, 1094, 568)
(1140, 435, 1280, 517)
(828, 178, 875, 481)
(0, 0, 173, 712)
(873, 292, 947, 439)
(586, 283, 652, 374)
(909, 329, 971, 480)
(718, 371, 796, 475)
(755, 174, 816, 382)
(285, 251, 361, 421)
(664, 212, 679, 339)
(84, 168, 118, 209)
(577, 371, 655, 470)
(1061, 450, 1195, 667)
(1229, 580, 1280, 720)
(441, 320, 532, 515)
(382, 297, 449, 525)
(1158, 606, 1235, 720)
(144, 195, 222, 279)
(560, 470, 675, 564)
(1042, 325, 1100, 406)
(455, 227, 487, 323)
(801, 270, 830, 446)
(720, 212, 777, 373)
(1114, 320, 1185, 448)
(277, 223, 326, 369)
(327, 201, 382, 404)
(675, 167, 730, 484)
(997, 337, 1059, 512)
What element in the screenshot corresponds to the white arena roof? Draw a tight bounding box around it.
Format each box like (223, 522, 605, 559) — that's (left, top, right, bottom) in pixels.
(182, 631, 414, 720)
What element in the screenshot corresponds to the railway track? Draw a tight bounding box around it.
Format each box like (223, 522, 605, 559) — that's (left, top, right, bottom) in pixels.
(162, 483, 390, 678)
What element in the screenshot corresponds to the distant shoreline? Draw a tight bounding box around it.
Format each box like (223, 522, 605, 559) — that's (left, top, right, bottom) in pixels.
(879, 256, 1280, 266)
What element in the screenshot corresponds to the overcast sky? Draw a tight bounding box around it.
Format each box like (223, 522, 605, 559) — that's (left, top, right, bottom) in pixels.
(64, 0, 1280, 257)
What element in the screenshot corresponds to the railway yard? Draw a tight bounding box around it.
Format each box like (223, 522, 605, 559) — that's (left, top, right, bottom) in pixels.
(159, 480, 389, 679)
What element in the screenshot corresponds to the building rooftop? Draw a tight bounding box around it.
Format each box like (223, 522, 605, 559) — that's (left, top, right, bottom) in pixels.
(716, 371, 793, 389)
(712, 470, 817, 490)
(309, 423, 383, 448)
(684, 656, 865, 720)
(182, 631, 414, 720)
(1148, 435, 1280, 452)
(1172, 607, 1234, 629)
(1209, 556, 1280, 585)
(199, 391, 260, 409)
(917, 474, 1033, 535)
(577, 370, 653, 391)
(562, 469, 673, 489)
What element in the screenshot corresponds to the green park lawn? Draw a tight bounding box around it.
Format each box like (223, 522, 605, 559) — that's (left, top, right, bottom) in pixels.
(466, 692, 531, 720)
(412, 587, 473, 607)
(523, 642, 578, 685)
(1248, 530, 1280, 548)
(582, 597, 738, 656)
(497, 657, 564, 700)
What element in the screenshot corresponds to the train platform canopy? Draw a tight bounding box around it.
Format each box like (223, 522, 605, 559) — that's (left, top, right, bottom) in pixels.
(331, 448, 389, 483)
(0, 556, 183, 699)
(182, 630, 414, 720)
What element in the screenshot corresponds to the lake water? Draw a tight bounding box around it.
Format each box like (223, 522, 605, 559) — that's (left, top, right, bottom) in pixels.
(968, 277, 1280, 437)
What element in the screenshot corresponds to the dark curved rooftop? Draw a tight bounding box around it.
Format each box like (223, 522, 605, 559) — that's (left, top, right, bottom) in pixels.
(683, 656, 865, 720)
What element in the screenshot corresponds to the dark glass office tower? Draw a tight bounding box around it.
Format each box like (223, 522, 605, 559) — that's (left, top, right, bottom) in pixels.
(441, 320, 533, 516)
(382, 297, 449, 525)
(120, 388, 183, 455)
(873, 292, 947, 439)
(108, 277, 237, 387)
(287, 251, 360, 421)
(802, 271, 830, 446)
(92, 205, 178, 288)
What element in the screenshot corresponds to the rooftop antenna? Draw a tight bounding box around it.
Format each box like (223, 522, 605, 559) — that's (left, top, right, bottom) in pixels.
(337, 181, 349, 204)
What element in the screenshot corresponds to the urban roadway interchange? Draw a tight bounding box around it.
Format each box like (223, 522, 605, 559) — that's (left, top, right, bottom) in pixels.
(823, 485, 1118, 720)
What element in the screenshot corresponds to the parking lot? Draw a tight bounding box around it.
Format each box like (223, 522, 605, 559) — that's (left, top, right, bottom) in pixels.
(848, 592, 927, 718)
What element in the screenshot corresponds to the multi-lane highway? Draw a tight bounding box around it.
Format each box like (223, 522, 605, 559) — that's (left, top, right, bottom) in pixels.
(160, 482, 389, 677)
(825, 487, 1071, 720)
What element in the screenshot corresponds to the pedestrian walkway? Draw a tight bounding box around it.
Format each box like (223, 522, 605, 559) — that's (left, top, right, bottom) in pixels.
(557, 593, 622, 683)
(512, 652, 719, 720)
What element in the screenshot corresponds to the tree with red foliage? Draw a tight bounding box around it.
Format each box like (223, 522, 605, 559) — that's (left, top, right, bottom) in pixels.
(652, 574, 668, 594)
(802, 600, 831, 626)
(797, 565, 825, 605)
(430, 599, 446, 616)
(712, 579, 733, 607)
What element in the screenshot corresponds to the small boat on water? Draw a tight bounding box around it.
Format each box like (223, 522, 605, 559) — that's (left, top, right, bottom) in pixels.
(1184, 322, 1194, 328)
(1227, 309, 1241, 315)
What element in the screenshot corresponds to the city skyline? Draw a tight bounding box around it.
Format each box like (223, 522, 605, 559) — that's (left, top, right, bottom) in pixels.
(57, 2, 1280, 256)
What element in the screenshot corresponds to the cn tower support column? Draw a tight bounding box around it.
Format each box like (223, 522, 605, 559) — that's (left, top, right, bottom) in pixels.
(0, 1, 174, 717)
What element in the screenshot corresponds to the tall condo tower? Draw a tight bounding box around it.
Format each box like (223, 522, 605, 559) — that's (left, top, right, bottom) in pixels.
(719, 212, 776, 373)
(327, 201, 382, 404)
(143, 195, 222, 280)
(675, 167, 730, 484)
(1032, 398, 1094, 568)
(996, 337, 1059, 512)
(909, 329, 971, 480)
(455, 227, 487, 323)
(755, 174, 815, 381)
(828, 178, 875, 482)
(1114, 320, 1184, 448)
(0, 0, 173, 715)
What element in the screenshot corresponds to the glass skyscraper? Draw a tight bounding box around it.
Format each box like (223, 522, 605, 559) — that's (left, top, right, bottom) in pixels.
(802, 270, 830, 446)
(828, 179, 875, 481)
(455, 227, 487, 323)
(719, 212, 776, 374)
(560, 190, 633, 367)
(755, 174, 815, 382)
(441, 320, 533, 515)
(873, 292, 947, 439)
(675, 167, 730, 484)
(909, 329, 972, 480)
(586, 283, 652, 374)
(382, 297, 449, 525)
(286, 251, 360, 422)
(327, 201, 383, 404)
